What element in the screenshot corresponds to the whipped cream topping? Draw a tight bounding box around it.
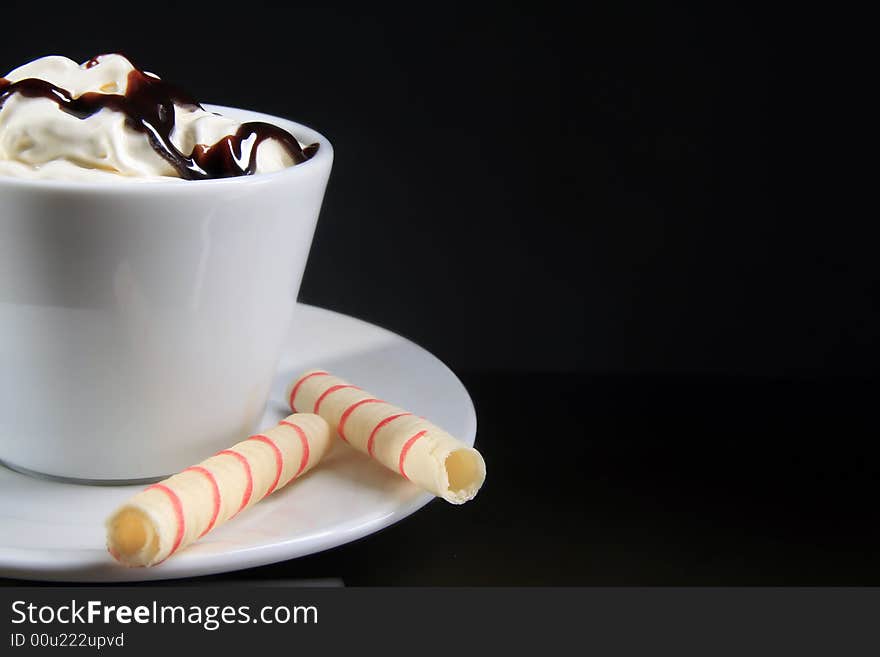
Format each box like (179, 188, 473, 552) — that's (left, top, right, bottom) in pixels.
(0, 54, 316, 181)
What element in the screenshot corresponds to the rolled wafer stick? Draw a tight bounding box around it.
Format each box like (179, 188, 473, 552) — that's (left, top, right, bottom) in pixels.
(106, 413, 330, 567)
(287, 370, 485, 504)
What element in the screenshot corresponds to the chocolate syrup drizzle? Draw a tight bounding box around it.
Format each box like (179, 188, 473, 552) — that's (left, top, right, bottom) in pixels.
(0, 55, 318, 180)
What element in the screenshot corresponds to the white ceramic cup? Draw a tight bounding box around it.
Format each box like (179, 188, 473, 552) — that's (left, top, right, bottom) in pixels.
(0, 106, 333, 482)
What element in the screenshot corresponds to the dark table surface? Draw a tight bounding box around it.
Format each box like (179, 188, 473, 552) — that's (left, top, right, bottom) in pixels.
(5, 371, 878, 587)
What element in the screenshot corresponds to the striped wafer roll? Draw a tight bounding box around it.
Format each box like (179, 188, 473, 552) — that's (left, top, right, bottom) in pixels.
(106, 413, 330, 567)
(287, 370, 485, 504)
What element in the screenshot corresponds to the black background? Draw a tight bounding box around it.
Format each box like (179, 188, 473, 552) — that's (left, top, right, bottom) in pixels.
(1, 3, 878, 585)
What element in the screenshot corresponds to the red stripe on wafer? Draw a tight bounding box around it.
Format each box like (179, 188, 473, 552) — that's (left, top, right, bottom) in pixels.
(249, 434, 284, 497)
(146, 483, 185, 556)
(313, 384, 360, 415)
(366, 412, 413, 457)
(217, 450, 253, 514)
(288, 370, 329, 411)
(337, 398, 385, 442)
(184, 466, 221, 537)
(398, 430, 428, 480)
(279, 420, 311, 479)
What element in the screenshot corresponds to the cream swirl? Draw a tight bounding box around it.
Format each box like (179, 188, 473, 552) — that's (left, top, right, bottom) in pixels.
(0, 54, 314, 181)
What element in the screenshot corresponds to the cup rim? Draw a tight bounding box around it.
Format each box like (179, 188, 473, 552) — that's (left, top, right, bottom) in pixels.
(0, 103, 333, 193)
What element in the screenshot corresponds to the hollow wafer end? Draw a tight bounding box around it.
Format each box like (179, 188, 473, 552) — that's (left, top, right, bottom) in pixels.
(440, 447, 486, 504)
(106, 506, 160, 567)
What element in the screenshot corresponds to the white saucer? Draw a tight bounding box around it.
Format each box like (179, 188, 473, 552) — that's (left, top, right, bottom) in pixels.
(0, 303, 476, 582)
